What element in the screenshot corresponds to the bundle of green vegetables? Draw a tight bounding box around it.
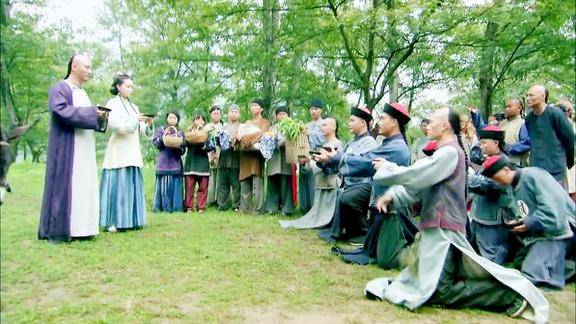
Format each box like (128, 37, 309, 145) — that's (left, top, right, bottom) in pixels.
(276, 117, 306, 140)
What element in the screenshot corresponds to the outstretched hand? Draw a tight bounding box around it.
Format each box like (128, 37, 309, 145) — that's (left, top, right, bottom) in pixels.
(511, 224, 528, 234)
(140, 116, 153, 127)
(376, 194, 393, 213)
(373, 158, 385, 170)
(96, 110, 109, 120)
(313, 149, 331, 163)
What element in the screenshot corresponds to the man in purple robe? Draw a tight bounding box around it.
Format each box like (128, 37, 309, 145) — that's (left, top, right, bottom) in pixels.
(38, 55, 108, 243)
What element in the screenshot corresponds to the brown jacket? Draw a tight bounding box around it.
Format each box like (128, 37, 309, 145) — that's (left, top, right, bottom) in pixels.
(239, 118, 270, 181)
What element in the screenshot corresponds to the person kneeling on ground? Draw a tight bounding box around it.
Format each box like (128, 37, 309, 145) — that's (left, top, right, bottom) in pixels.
(315, 106, 379, 242)
(468, 125, 518, 265)
(364, 108, 549, 323)
(482, 154, 575, 288)
(320, 102, 414, 267)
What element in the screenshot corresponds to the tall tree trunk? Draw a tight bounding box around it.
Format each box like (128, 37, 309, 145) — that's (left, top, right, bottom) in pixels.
(0, 0, 18, 127)
(262, 0, 279, 112)
(286, 53, 303, 110)
(27, 140, 42, 163)
(364, 0, 381, 109)
(204, 41, 210, 83)
(478, 21, 498, 119)
(385, 0, 397, 105)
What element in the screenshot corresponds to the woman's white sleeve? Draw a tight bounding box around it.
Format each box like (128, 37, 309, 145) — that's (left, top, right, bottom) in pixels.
(108, 99, 138, 135)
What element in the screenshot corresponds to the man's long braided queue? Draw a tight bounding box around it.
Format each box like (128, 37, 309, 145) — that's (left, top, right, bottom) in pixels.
(449, 108, 469, 200)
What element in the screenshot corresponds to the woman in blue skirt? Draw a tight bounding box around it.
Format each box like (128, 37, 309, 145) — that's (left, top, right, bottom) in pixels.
(100, 74, 152, 232)
(152, 112, 185, 212)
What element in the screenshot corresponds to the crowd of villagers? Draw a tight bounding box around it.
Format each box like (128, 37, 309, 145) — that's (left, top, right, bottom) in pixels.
(38, 55, 575, 323)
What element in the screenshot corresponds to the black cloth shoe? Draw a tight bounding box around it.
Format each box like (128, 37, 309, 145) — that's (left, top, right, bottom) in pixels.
(331, 246, 364, 256)
(341, 251, 376, 265)
(317, 229, 335, 243)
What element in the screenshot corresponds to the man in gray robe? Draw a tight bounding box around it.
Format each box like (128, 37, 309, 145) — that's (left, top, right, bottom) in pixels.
(315, 106, 378, 242)
(299, 98, 325, 213)
(366, 108, 548, 323)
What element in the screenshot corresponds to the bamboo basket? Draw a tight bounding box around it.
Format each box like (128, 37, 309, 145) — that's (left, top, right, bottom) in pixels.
(185, 125, 208, 144)
(162, 126, 183, 148)
(285, 131, 310, 163)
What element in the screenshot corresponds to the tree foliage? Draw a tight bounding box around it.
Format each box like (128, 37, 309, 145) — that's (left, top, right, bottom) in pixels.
(1, 0, 574, 161)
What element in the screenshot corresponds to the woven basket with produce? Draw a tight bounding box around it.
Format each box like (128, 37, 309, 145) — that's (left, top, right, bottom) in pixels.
(185, 125, 208, 144)
(162, 126, 184, 148)
(277, 118, 309, 163)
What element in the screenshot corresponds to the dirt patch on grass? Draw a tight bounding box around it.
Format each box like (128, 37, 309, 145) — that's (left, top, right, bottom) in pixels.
(544, 288, 576, 323)
(1, 260, 19, 272)
(175, 292, 202, 314)
(241, 307, 352, 324)
(22, 286, 73, 308)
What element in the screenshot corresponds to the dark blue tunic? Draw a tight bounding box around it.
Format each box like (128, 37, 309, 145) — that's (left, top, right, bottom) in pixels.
(333, 133, 411, 206)
(525, 105, 575, 181)
(331, 134, 412, 262)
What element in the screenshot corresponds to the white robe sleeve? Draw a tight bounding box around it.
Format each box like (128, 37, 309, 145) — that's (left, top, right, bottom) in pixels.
(374, 145, 459, 191)
(107, 98, 138, 135)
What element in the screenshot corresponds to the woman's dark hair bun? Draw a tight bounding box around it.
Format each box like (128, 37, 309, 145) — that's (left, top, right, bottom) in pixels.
(109, 85, 119, 95)
(109, 73, 131, 95)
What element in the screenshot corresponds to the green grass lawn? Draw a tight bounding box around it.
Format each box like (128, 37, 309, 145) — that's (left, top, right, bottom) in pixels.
(1, 162, 574, 323)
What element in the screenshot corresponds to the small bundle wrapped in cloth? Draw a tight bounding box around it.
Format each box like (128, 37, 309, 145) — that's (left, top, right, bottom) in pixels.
(216, 129, 232, 151)
(237, 122, 263, 150)
(259, 131, 278, 160)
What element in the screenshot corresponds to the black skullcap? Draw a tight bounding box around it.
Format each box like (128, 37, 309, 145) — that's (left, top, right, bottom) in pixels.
(351, 106, 372, 123)
(478, 125, 505, 142)
(250, 99, 265, 109)
(310, 98, 324, 109)
(275, 105, 290, 116)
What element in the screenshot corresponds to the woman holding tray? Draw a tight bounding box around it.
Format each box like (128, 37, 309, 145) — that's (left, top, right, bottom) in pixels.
(100, 74, 153, 232)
